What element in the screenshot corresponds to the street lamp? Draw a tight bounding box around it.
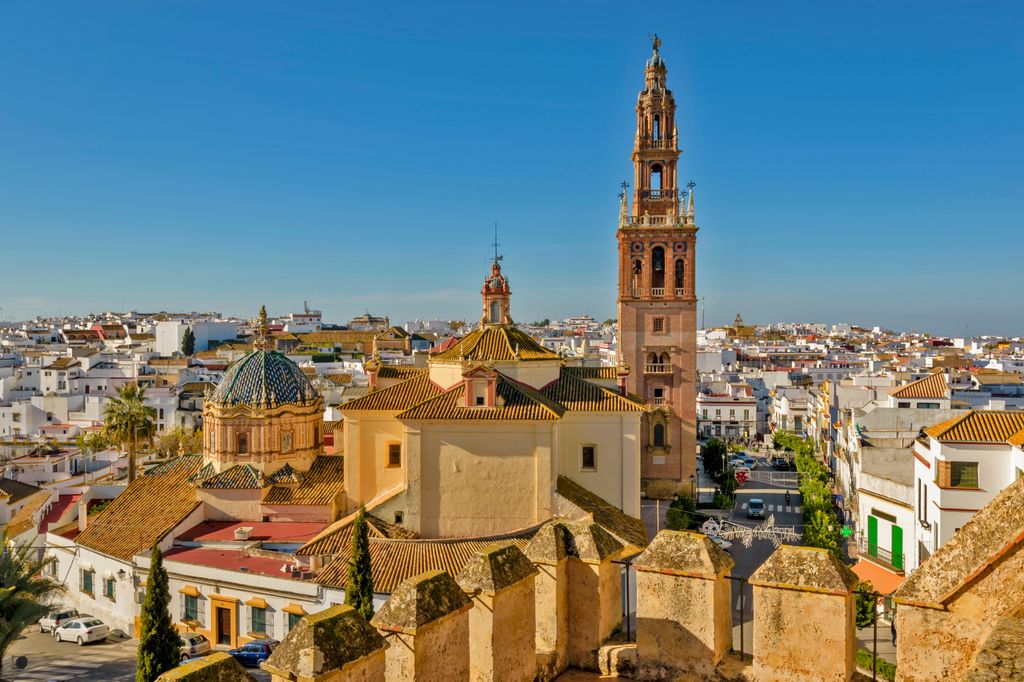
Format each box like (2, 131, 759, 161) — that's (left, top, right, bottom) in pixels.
(689, 473, 696, 500)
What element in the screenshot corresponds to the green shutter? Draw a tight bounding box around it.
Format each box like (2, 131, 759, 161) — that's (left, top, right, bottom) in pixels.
(891, 525, 903, 570)
(867, 516, 878, 557)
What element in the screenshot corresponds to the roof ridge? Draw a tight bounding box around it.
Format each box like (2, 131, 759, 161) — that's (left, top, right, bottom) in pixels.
(497, 373, 565, 418)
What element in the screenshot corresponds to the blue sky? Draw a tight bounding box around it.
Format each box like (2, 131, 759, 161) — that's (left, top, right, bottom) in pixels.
(1, 1, 1021, 335)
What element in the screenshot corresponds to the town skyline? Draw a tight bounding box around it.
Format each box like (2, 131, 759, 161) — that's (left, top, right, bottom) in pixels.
(3, 2, 1022, 334)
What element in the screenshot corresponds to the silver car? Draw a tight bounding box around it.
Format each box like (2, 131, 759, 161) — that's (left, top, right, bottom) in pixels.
(54, 617, 109, 645)
(180, 633, 211, 661)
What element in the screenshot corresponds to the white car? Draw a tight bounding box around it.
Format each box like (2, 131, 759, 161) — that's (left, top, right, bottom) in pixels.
(39, 607, 79, 633)
(180, 633, 211, 661)
(54, 617, 109, 645)
(710, 535, 733, 552)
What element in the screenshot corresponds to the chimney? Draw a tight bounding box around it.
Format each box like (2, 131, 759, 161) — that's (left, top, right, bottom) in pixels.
(234, 526, 254, 541)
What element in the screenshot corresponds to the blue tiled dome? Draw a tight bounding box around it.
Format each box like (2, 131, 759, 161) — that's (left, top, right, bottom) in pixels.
(210, 350, 320, 408)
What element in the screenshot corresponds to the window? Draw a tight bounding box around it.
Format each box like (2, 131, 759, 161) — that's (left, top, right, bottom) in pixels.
(674, 260, 685, 291)
(287, 612, 301, 632)
(475, 396, 485, 406)
(581, 445, 596, 471)
(729, 409, 735, 418)
(158, 408, 164, 420)
(183, 594, 199, 621)
(653, 423, 665, 447)
(104, 577, 116, 602)
(918, 402, 940, 409)
(237, 432, 248, 454)
(897, 402, 911, 408)
(652, 115, 660, 140)
(651, 247, 665, 288)
(650, 164, 662, 191)
(653, 387, 664, 405)
(250, 607, 269, 636)
(744, 410, 750, 420)
(394, 511, 404, 525)
(652, 317, 665, 333)
(489, 301, 500, 324)
(938, 461, 979, 489)
(702, 409, 708, 419)
(282, 431, 292, 453)
(387, 444, 401, 468)
(81, 569, 95, 595)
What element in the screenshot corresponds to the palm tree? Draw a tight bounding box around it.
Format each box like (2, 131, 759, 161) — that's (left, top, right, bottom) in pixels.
(0, 533, 64, 680)
(104, 383, 157, 483)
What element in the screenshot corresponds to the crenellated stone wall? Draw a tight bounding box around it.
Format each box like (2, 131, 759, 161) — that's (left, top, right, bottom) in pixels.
(161, 481, 1024, 682)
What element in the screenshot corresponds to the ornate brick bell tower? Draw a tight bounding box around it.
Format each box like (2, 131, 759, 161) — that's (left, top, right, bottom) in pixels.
(616, 36, 698, 497)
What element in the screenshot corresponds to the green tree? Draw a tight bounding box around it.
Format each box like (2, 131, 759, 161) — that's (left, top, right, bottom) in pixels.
(0, 533, 64, 680)
(180, 327, 195, 356)
(666, 493, 697, 531)
(345, 506, 374, 620)
(702, 438, 727, 480)
(157, 426, 203, 457)
(854, 581, 879, 628)
(104, 383, 157, 483)
(804, 509, 843, 558)
(136, 545, 179, 682)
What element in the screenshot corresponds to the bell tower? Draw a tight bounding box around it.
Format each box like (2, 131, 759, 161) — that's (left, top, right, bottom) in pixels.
(616, 35, 698, 498)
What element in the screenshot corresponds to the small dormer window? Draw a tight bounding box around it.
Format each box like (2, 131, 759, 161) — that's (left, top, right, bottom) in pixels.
(489, 301, 501, 324)
(476, 396, 485, 406)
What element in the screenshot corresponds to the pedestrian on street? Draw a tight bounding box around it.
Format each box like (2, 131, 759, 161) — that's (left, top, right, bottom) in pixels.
(890, 619, 897, 646)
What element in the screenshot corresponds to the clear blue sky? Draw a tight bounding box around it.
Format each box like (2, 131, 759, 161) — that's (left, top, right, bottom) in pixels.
(2, 1, 1021, 336)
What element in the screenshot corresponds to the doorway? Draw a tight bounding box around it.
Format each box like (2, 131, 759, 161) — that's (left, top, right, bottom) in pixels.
(216, 607, 232, 645)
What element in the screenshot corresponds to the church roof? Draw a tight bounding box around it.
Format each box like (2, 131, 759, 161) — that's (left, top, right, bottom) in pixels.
(262, 456, 345, 506)
(198, 464, 267, 490)
(563, 366, 619, 380)
(209, 349, 321, 409)
(341, 373, 442, 412)
(542, 370, 645, 412)
(297, 511, 419, 556)
(377, 366, 428, 380)
(397, 374, 564, 421)
(431, 325, 558, 362)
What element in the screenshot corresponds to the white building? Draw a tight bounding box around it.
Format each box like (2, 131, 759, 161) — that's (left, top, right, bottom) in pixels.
(910, 410, 1024, 573)
(697, 384, 757, 440)
(156, 321, 238, 357)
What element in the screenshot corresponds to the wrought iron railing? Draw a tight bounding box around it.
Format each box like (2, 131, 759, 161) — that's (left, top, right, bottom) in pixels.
(858, 536, 905, 572)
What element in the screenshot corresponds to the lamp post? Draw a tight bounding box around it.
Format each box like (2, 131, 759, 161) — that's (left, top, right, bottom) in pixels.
(690, 473, 696, 500)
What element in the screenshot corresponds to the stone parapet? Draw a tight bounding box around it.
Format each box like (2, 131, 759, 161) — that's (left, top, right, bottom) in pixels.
(457, 544, 539, 682)
(749, 545, 858, 682)
(262, 604, 387, 682)
(155, 652, 252, 681)
(632, 530, 734, 679)
(371, 570, 473, 681)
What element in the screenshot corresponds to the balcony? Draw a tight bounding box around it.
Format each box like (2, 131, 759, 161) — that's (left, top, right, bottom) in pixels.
(621, 214, 691, 228)
(651, 287, 665, 297)
(644, 364, 672, 374)
(653, 397, 665, 405)
(674, 287, 685, 296)
(857, 536, 905, 573)
(630, 287, 641, 298)
(639, 138, 675, 150)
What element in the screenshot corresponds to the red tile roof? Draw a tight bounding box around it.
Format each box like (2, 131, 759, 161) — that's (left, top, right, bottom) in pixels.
(163, 547, 310, 580)
(177, 521, 327, 544)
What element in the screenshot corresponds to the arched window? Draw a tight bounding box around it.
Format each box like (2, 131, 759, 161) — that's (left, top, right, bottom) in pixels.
(237, 432, 248, 454)
(652, 115, 660, 141)
(648, 352, 659, 365)
(659, 352, 670, 365)
(489, 300, 500, 324)
(158, 408, 164, 420)
(632, 260, 643, 292)
(653, 423, 665, 447)
(674, 259, 685, 292)
(650, 164, 662, 192)
(651, 247, 665, 289)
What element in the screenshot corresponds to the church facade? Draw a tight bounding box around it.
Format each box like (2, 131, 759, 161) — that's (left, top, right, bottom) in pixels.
(617, 37, 699, 496)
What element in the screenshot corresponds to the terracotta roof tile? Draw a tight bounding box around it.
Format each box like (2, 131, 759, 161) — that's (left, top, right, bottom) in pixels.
(77, 455, 203, 561)
(431, 325, 558, 362)
(889, 372, 949, 399)
(341, 374, 442, 412)
(6, 490, 50, 537)
(377, 366, 427, 380)
(316, 528, 538, 592)
(924, 410, 1024, 444)
(199, 464, 267, 490)
(542, 370, 644, 412)
(398, 374, 563, 421)
(555, 475, 648, 549)
(297, 513, 418, 556)
(262, 456, 345, 506)
(562, 366, 620, 380)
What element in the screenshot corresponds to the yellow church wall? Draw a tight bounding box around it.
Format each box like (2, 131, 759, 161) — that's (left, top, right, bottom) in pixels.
(414, 422, 554, 538)
(342, 412, 407, 508)
(197, 489, 263, 521)
(555, 414, 641, 517)
(428, 362, 467, 390)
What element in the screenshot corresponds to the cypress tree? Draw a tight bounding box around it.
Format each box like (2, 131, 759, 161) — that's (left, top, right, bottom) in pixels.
(180, 327, 195, 356)
(345, 505, 374, 620)
(136, 545, 180, 682)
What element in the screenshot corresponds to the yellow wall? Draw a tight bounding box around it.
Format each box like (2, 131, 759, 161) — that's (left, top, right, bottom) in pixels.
(342, 412, 407, 507)
(414, 422, 553, 537)
(555, 414, 641, 517)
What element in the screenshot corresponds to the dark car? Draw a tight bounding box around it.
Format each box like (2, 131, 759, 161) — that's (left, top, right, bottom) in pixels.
(228, 639, 279, 668)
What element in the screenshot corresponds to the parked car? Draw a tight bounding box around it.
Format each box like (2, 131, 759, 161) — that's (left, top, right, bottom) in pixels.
(39, 607, 79, 633)
(728, 458, 746, 468)
(53, 617, 109, 645)
(741, 455, 757, 468)
(228, 639, 279, 668)
(771, 458, 790, 470)
(180, 633, 211, 662)
(747, 498, 765, 519)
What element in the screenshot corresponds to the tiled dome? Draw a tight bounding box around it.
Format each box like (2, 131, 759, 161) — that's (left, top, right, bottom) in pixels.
(209, 350, 320, 409)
